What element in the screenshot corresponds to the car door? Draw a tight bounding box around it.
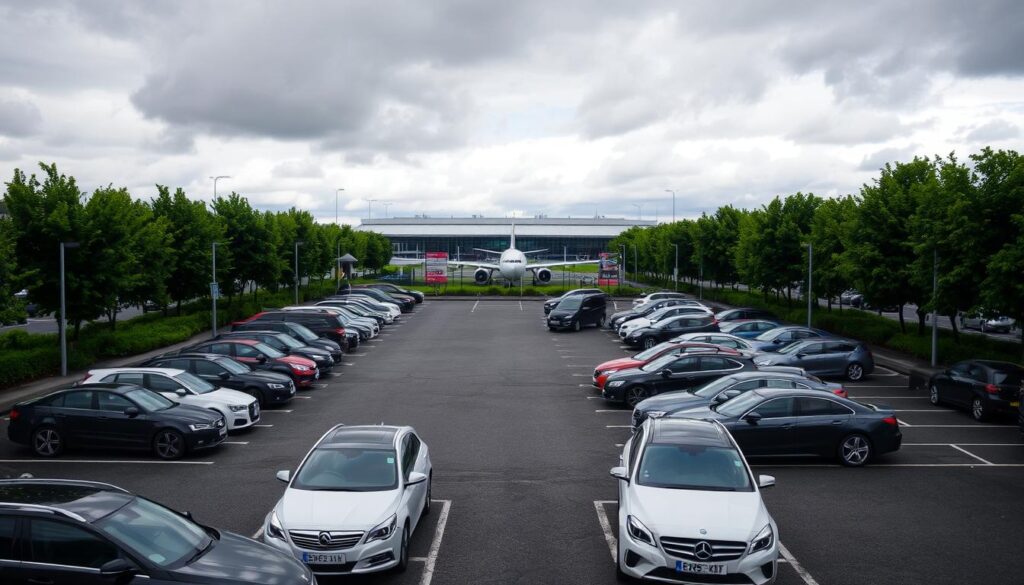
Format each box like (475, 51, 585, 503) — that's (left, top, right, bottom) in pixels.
(579, 297, 596, 325)
(233, 343, 269, 370)
(194, 359, 238, 390)
(145, 373, 190, 403)
(0, 516, 25, 583)
(792, 342, 827, 374)
(399, 434, 427, 524)
(727, 397, 798, 456)
(95, 391, 151, 449)
(652, 356, 701, 394)
(656, 317, 686, 342)
(791, 397, 854, 456)
(693, 356, 743, 388)
(24, 518, 124, 585)
(944, 362, 975, 406)
(822, 342, 857, 376)
(51, 390, 102, 445)
(965, 363, 989, 405)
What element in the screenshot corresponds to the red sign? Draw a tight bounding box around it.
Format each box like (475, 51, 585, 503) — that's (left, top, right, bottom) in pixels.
(598, 252, 619, 286)
(425, 252, 449, 284)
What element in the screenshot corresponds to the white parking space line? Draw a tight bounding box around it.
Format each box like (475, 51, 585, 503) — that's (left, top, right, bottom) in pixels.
(291, 396, 311, 399)
(261, 409, 293, 413)
(593, 501, 617, 562)
(312, 383, 329, 388)
(566, 364, 592, 367)
(778, 542, 821, 585)
(519, 300, 523, 311)
(898, 420, 913, 427)
(850, 385, 908, 388)
(223, 441, 249, 445)
(949, 444, 995, 465)
(253, 424, 274, 428)
(595, 410, 629, 413)
(901, 424, 1017, 428)
(572, 374, 590, 377)
(251, 528, 262, 539)
(752, 463, 1024, 468)
(471, 300, 479, 313)
(871, 367, 903, 377)
(410, 556, 428, 562)
(606, 425, 631, 429)
(586, 396, 602, 400)
(0, 459, 214, 465)
(421, 499, 452, 585)
(905, 443, 1024, 446)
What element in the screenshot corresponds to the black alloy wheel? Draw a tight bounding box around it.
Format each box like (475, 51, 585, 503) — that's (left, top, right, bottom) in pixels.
(573, 320, 582, 332)
(838, 433, 872, 467)
(929, 385, 941, 406)
(32, 426, 63, 457)
(971, 397, 989, 421)
(625, 386, 649, 408)
(153, 429, 186, 460)
(845, 362, 865, 381)
(642, 337, 656, 350)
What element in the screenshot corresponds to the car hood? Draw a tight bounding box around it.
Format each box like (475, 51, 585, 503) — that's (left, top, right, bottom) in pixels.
(297, 346, 331, 358)
(669, 405, 726, 421)
(175, 531, 311, 585)
(595, 357, 643, 372)
(607, 367, 652, 381)
(611, 310, 638, 321)
(631, 485, 769, 543)
(279, 355, 316, 368)
(278, 488, 401, 531)
(549, 309, 577, 318)
(624, 327, 657, 338)
(308, 339, 341, 351)
(636, 390, 706, 412)
(241, 370, 293, 384)
(621, 318, 651, 330)
(191, 388, 254, 407)
(753, 354, 794, 366)
(157, 403, 223, 424)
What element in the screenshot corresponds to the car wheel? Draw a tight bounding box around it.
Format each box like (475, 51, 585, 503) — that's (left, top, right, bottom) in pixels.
(423, 473, 432, 516)
(245, 387, 266, 407)
(395, 524, 409, 573)
(153, 429, 186, 460)
(547, 326, 555, 331)
(32, 426, 64, 457)
(838, 433, 872, 467)
(845, 362, 864, 381)
(598, 314, 606, 327)
(642, 337, 656, 350)
(971, 397, 990, 421)
(929, 385, 942, 406)
(573, 320, 582, 332)
(625, 386, 649, 408)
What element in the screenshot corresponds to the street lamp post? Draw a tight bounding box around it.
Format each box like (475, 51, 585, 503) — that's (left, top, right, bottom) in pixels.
(806, 242, 813, 328)
(672, 243, 679, 291)
(619, 244, 626, 293)
(631, 203, 643, 221)
(366, 199, 379, 220)
(294, 241, 305, 304)
(665, 190, 675, 224)
(931, 250, 938, 367)
(59, 241, 79, 376)
(211, 242, 223, 337)
(382, 201, 393, 218)
(210, 175, 230, 198)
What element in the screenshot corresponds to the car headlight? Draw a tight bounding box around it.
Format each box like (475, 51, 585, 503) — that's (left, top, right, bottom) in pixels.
(646, 410, 666, 419)
(607, 381, 624, 388)
(228, 404, 247, 412)
(755, 359, 771, 366)
(266, 510, 286, 541)
(749, 524, 774, 553)
(291, 364, 311, 372)
(267, 383, 286, 389)
(189, 422, 214, 431)
(365, 514, 397, 543)
(627, 515, 655, 547)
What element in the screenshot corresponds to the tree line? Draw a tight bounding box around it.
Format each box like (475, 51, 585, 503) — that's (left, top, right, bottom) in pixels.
(0, 163, 391, 337)
(610, 147, 1024, 343)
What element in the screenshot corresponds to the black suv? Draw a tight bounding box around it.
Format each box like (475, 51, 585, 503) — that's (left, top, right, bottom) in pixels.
(231, 319, 342, 354)
(547, 293, 607, 331)
(0, 479, 313, 584)
(140, 353, 296, 407)
(543, 288, 605, 315)
(602, 351, 757, 406)
(242, 311, 352, 347)
(364, 282, 425, 303)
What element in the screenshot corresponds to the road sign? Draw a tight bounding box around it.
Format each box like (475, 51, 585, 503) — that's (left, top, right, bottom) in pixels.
(425, 252, 448, 284)
(210, 282, 220, 299)
(598, 252, 619, 286)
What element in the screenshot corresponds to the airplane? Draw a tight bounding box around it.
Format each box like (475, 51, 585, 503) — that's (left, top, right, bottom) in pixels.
(449, 224, 599, 284)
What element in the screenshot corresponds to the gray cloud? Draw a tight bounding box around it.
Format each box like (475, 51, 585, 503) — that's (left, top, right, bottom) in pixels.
(962, 119, 1020, 143)
(0, 95, 42, 137)
(858, 146, 920, 172)
(272, 159, 324, 179)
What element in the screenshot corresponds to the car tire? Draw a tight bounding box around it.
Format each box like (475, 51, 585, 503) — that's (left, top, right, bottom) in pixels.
(642, 337, 656, 350)
(423, 473, 432, 517)
(32, 426, 64, 457)
(153, 429, 186, 460)
(971, 397, 990, 421)
(838, 433, 872, 467)
(929, 385, 942, 406)
(598, 314, 607, 327)
(395, 524, 409, 573)
(573, 320, 582, 332)
(548, 326, 555, 331)
(845, 362, 865, 381)
(625, 386, 649, 408)
(244, 387, 266, 407)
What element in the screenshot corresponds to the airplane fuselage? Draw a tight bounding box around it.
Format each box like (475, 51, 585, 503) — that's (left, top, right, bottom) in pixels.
(497, 248, 528, 281)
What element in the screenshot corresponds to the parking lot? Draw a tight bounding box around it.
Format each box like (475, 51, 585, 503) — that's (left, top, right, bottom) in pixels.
(2, 299, 1023, 584)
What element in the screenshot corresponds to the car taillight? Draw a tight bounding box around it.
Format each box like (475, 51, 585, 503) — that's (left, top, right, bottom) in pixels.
(833, 388, 848, 398)
(9, 409, 19, 421)
(984, 383, 1000, 395)
(881, 416, 898, 426)
(335, 328, 346, 335)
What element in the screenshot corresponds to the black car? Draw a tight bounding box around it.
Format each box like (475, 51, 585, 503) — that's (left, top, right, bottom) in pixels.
(544, 288, 605, 315)
(928, 360, 1023, 421)
(244, 310, 352, 346)
(140, 353, 296, 407)
(608, 298, 690, 329)
(232, 319, 342, 354)
(0, 479, 313, 585)
(547, 293, 606, 331)
(218, 330, 338, 369)
(365, 282, 425, 303)
(715, 307, 776, 322)
(671, 389, 902, 466)
(603, 351, 757, 406)
(623, 313, 719, 349)
(8, 383, 226, 460)
(319, 298, 391, 325)
(289, 306, 371, 342)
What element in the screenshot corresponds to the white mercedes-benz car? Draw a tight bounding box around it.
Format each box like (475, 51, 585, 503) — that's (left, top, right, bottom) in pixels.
(264, 424, 432, 576)
(81, 367, 260, 431)
(611, 417, 778, 583)
(619, 306, 714, 339)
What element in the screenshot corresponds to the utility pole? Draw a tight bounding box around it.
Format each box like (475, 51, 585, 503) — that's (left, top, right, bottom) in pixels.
(59, 241, 79, 376)
(382, 201, 393, 218)
(294, 241, 305, 304)
(931, 249, 938, 367)
(699, 251, 704, 301)
(665, 190, 675, 224)
(806, 242, 813, 328)
(366, 199, 379, 220)
(619, 244, 626, 294)
(211, 242, 221, 337)
(672, 243, 679, 291)
(211, 175, 230, 198)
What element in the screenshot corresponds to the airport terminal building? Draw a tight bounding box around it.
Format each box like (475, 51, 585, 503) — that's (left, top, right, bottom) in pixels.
(358, 217, 656, 261)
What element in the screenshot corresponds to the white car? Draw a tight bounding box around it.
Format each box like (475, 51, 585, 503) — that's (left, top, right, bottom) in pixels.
(81, 367, 260, 431)
(264, 424, 432, 576)
(619, 307, 714, 339)
(611, 417, 778, 584)
(632, 292, 690, 309)
(282, 305, 379, 337)
(670, 332, 756, 352)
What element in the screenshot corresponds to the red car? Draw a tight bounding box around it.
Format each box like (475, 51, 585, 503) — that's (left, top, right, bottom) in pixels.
(183, 338, 320, 388)
(592, 342, 741, 390)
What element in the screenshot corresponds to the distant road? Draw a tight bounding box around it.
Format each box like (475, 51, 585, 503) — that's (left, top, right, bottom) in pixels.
(0, 305, 146, 335)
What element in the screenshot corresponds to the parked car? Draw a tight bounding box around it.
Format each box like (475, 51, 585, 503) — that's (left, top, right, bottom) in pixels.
(631, 291, 690, 309)
(544, 288, 605, 314)
(264, 424, 432, 575)
(339, 287, 414, 312)
(7, 383, 226, 459)
(670, 332, 756, 351)
(218, 330, 338, 369)
(232, 319, 343, 355)
(547, 293, 607, 331)
(753, 339, 874, 381)
(609, 298, 692, 330)
(365, 282, 425, 303)
(720, 319, 780, 339)
(960, 312, 1016, 334)
(617, 305, 712, 339)
(325, 295, 400, 320)
(318, 298, 394, 324)
(603, 351, 757, 406)
(283, 305, 372, 342)
(928, 360, 1023, 421)
(631, 371, 848, 429)
(0, 478, 314, 584)
(610, 417, 778, 583)
(140, 353, 296, 407)
(142, 299, 162, 313)
(593, 342, 742, 389)
(81, 368, 261, 431)
(182, 338, 319, 388)
(670, 389, 902, 466)
(840, 289, 864, 308)
(715, 308, 776, 322)
(747, 325, 830, 352)
(623, 314, 719, 349)
(241, 310, 352, 346)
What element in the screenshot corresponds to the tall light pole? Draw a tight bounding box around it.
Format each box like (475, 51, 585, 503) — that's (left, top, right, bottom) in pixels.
(294, 240, 305, 304)
(335, 188, 344, 226)
(210, 175, 230, 198)
(382, 201, 393, 218)
(665, 190, 675, 224)
(59, 241, 79, 376)
(211, 242, 224, 337)
(633, 246, 638, 282)
(931, 249, 938, 367)
(806, 242, 813, 328)
(366, 199, 379, 220)
(672, 243, 679, 291)
(619, 244, 626, 292)
(631, 203, 643, 221)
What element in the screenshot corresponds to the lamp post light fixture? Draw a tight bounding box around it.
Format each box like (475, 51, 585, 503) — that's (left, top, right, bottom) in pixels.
(665, 189, 676, 224)
(210, 175, 231, 198)
(59, 241, 80, 376)
(382, 201, 393, 218)
(294, 240, 305, 304)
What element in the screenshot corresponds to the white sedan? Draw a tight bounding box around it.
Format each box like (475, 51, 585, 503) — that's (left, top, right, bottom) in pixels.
(264, 424, 432, 576)
(611, 417, 779, 583)
(82, 367, 260, 431)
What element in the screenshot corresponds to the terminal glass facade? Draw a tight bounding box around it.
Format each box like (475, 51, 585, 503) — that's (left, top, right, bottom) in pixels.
(390, 236, 612, 261)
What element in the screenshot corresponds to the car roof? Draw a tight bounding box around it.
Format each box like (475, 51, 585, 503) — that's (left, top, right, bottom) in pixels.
(320, 425, 405, 449)
(0, 480, 133, 523)
(163, 352, 229, 361)
(49, 382, 139, 395)
(725, 371, 806, 381)
(205, 338, 258, 345)
(650, 418, 733, 448)
(89, 367, 185, 377)
(974, 360, 1024, 372)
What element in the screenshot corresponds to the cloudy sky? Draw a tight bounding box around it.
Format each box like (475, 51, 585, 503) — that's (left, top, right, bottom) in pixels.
(1, 1, 1022, 225)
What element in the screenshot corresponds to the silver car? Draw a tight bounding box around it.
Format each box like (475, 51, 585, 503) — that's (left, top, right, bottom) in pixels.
(960, 312, 1016, 334)
(754, 339, 874, 381)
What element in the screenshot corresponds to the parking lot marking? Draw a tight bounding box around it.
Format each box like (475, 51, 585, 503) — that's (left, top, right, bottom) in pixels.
(606, 425, 631, 428)
(566, 364, 592, 367)
(421, 499, 452, 585)
(902, 424, 1017, 428)
(751, 463, 1024, 468)
(950, 445, 994, 465)
(312, 383, 329, 388)
(595, 409, 628, 413)
(290, 396, 311, 400)
(223, 441, 249, 445)
(593, 501, 617, 562)
(251, 528, 262, 539)
(0, 459, 214, 465)
(905, 443, 1024, 446)
(898, 420, 913, 427)
(410, 556, 428, 562)
(471, 300, 479, 313)
(572, 374, 589, 377)
(347, 353, 367, 357)
(778, 541, 821, 585)
(871, 367, 902, 377)
(253, 424, 274, 428)
(261, 409, 293, 413)
(851, 385, 908, 388)
(519, 300, 523, 311)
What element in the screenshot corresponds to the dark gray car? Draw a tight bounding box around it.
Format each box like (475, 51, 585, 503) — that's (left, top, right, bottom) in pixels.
(753, 339, 875, 381)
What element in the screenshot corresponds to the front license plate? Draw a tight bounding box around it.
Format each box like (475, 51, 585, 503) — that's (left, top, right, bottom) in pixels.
(1011, 401, 1020, 407)
(676, 561, 726, 575)
(302, 552, 345, 565)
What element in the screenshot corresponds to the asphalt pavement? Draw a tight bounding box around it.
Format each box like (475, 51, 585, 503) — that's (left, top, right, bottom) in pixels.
(0, 304, 146, 335)
(1, 299, 1022, 585)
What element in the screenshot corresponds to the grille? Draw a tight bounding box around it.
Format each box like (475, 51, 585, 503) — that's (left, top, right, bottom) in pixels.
(249, 402, 260, 421)
(288, 530, 364, 551)
(660, 537, 747, 562)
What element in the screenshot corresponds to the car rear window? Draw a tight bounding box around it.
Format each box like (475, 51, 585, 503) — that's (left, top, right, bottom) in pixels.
(992, 366, 1023, 386)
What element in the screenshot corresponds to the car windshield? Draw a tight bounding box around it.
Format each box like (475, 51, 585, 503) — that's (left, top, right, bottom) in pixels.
(292, 447, 399, 491)
(641, 355, 677, 372)
(214, 357, 250, 374)
(253, 342, 285, 358)
(274, 334, 304, 349)
(634, 342, 672, 361)
(777, 341, 808, 355)
(559, 297, 582, 310)
(714, 392, 764, 417)
(288, 324, 320, 342)
(126, 388, 175, 411)
(637, 443, 752, 492)
(991, 365, 1023, 385)
(755, 328, 786, 341)
(174, 372, 217, 395)
(97, 497, 210, 568)
(692, 376, 741, 398)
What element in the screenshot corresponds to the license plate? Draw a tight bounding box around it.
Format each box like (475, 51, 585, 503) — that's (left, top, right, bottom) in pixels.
(302, 552, 345, 565)
(1011, 401, 1020, 407)
(676, 561, 726, 575)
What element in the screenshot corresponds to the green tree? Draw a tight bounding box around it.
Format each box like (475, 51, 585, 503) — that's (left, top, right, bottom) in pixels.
(151, 186, 223, 314)
(809, 195, 857, 311)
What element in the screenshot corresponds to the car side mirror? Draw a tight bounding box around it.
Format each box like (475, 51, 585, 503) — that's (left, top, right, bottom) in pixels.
(406, 471, 427, 486)
(175, 388, 187, 397)
(276, 470, 291, 483)
(773, 339, 782, 344)
(258, 356, 268, 364)
(796, 353, 806, 359)
(218, 371, 230, 380)
(758, 475, 776, 489)
(661, 369, 672, 378)
(712, 393, 728, 404)
(609, 466, 629, 482)
(124, 406, 140, 417)
(742, 412, 762, 424)
(100, 558, 138, 579)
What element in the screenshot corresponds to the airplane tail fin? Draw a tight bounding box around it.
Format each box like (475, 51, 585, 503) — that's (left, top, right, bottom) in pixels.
(510, 222, 516, 250)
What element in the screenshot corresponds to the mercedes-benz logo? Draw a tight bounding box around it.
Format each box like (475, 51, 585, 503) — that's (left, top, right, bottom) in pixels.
(694, 541, 713, 561)
(318, 532, 332, 546)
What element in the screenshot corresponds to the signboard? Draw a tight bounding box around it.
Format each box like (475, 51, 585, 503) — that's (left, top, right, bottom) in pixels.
(598, 252, 619, 286)
(209, 282, 221, 299)
(425, 252, 449, 285)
